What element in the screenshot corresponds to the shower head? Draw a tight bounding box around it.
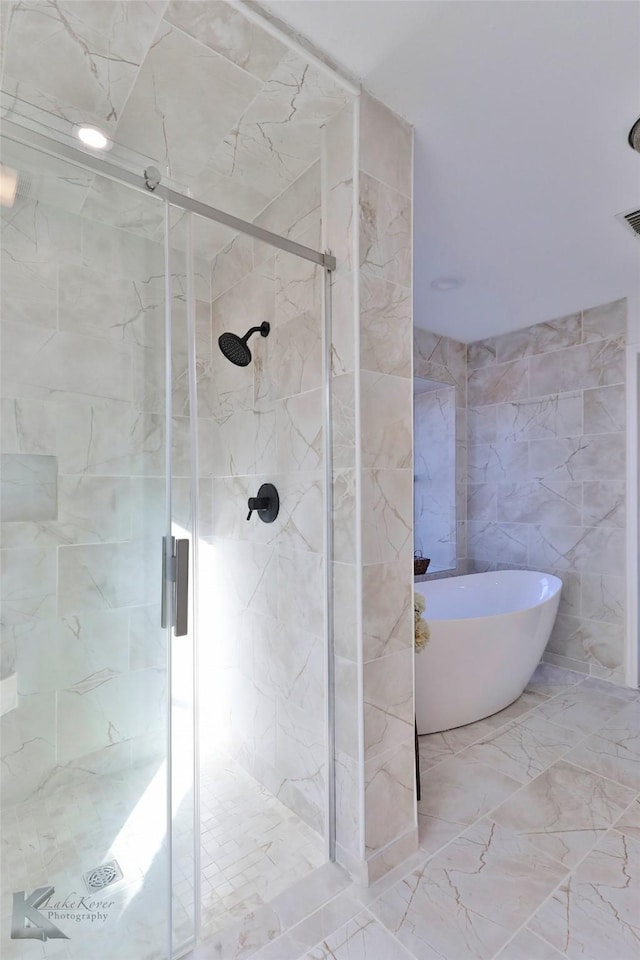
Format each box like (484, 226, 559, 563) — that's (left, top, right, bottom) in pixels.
(218, 321, 270, 367)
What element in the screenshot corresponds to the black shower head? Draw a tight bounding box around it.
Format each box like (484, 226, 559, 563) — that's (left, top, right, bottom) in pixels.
(218, 321, 270, 367)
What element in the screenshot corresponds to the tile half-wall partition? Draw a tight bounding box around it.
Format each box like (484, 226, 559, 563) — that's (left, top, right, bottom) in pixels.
(329, 92, 417, 885)
(414, 297, 627, 683)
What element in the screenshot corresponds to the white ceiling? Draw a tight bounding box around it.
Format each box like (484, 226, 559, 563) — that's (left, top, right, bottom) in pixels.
(263, 0, 640, 341)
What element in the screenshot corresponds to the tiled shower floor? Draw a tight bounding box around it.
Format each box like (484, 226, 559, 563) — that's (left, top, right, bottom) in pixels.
(190, 756, 325, 940)
(250, 664, 640, 960)
(0, 753, 324, 960)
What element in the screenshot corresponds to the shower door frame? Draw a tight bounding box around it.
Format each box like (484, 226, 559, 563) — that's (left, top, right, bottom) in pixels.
(2, 117, 339, 953)
(1, 121, 336, 272)
(626, 342, 639, 689)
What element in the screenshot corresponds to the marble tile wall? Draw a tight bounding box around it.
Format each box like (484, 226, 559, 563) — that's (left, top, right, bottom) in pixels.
(413, 384, 456, 572)
(466, 299, 628, 681)
(415, 301, 628, 682)
(358, 93, 416, 882)
(413, 329, 468, 575)
(1, 1, 349, 253)
(326, 92, 416, 885)
(202, 160, 327, 838)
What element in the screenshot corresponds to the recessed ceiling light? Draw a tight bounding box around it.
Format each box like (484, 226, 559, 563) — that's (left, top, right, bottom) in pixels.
(0, 165, 18, 207)
(77, 126, 110, 150)
(430, 276, 465, 292)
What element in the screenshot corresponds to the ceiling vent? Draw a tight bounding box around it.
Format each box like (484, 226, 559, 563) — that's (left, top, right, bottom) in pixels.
(617, 208, 640, 241)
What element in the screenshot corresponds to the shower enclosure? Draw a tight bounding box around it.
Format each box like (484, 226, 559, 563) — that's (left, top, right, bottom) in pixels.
(0, 7, 352, 952)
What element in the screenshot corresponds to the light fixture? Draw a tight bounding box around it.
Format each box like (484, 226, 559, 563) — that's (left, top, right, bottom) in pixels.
(430, 276, 464, 292)
(0, 165, 18, 207)
(76, 126, 110, 150)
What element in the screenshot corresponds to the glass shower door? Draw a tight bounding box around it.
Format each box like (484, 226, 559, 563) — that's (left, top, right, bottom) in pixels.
(0, 137, 176, 960)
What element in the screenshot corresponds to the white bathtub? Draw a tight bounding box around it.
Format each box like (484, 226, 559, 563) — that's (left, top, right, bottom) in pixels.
(414, 570, 562, 735)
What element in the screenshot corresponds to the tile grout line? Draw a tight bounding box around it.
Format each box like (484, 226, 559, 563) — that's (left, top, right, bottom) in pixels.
(449, 690, 639, 792)
(479, 740, 636, 830)
(418, 717, 561, 775)
(556, 756, 640, 794)
(467, 332, 625, 373)
(487, 815, 640, 960)
(360, 905, 421, 960)
(481, 759, 640, 956)
(253, 888, 362, 960)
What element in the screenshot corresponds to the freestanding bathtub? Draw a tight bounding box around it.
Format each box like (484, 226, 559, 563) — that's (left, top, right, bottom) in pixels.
(414, 570, 562, 735)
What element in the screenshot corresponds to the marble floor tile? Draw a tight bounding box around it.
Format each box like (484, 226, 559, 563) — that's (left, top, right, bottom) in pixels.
(526, 662, 585, 697)
(418, 753, 521, 854)
(418, 717, 498, 769)
(252, 890, 365, 960)
(578, 677, 640, 702)
(601, 695, 640, 724)
(533, 687, 631, 734)
(304, 910, 414, 959)
(490, 760, 635, 867)
(481, 690, 550, 728)
(197, 757, 325, 940)
(462, 714, 582, 783)
(350, 851, 428, 909)
(370, 818, 567, 960)
(614, 796, 640, 843)
(528, 829, 640, 960)
(417, 810, 467, 858)
(564, 700, 640, 791)
(495, 928, 567, 959)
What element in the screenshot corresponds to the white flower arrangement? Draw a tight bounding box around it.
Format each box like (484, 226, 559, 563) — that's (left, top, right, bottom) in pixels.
(414, 593, 430, 652)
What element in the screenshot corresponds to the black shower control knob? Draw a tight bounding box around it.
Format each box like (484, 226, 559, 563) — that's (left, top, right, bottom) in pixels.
(246, 483, 279, 523)
(246, 496, 269, 520)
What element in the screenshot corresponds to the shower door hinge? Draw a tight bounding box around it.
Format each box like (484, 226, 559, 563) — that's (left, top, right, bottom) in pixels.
(161, 536, 189, 636)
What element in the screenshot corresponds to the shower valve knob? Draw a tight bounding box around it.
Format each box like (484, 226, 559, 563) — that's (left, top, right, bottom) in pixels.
(246, 483, 279, 523)
(246, 497, 269, 520)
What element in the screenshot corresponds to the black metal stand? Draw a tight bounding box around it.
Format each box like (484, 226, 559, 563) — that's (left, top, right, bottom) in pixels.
(415, 718, 421, 802)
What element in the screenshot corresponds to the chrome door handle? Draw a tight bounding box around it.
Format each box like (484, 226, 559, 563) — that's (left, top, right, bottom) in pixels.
(161, 535, 173, 629)
(175, 538, 189, 637)
(161, 536, 189, 636)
